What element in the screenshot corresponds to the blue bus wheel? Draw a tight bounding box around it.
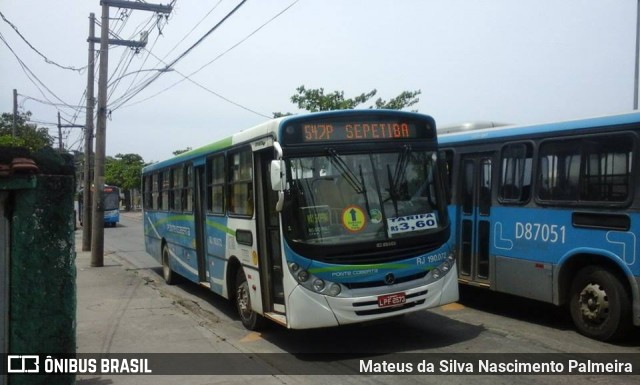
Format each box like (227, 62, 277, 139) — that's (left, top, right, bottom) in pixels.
(569, 266, 631, 341)
(235, 269, 265, 330)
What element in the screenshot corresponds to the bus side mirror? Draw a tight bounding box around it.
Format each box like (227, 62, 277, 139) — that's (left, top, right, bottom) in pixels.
(270, 160, 286, 212)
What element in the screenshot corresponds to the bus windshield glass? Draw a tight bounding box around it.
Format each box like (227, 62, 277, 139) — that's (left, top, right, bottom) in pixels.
(283, 148, 444, 246)
(104, 189, 120, 211)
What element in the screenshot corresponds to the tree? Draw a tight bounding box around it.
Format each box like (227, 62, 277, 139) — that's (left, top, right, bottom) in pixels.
(0, 111, 53, 151)
(273, 85, 421, 117)
(105, 153, 146, 210)
(172, 147, 192, 156)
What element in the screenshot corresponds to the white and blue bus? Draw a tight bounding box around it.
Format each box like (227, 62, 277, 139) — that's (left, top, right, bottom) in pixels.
(78, 185, 120, 227)
(103, 185, 121, 227)
(142, 110, 458, 330)
(439, 112, 640, 341)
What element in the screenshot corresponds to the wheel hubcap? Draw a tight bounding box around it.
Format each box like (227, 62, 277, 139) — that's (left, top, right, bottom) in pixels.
(579, 283, 609, 324)
(237, 283, 251, 319)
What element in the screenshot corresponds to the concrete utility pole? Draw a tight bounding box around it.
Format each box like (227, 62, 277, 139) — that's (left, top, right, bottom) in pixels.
(635, 0, 640, 110)
(83, 13, 96, 252)
(57, 112, 63, 150)
(12, 89, 17, 137)
(90, 0, 172, 267)
(56, 112, 84, 151)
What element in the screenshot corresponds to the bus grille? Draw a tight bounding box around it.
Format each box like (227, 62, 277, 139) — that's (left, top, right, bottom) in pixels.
(343, 272, 428, 289)
(319, 242, 442, 265)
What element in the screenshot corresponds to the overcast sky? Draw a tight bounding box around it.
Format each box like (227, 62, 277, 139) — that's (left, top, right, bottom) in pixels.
(0, 1, 637, 162)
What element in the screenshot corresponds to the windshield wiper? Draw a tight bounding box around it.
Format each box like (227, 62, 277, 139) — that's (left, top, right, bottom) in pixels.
(386, 145, 412, 215)
(327, 148, 365, 194)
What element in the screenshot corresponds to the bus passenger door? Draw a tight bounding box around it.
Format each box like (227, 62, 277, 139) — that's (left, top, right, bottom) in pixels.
(194, 165, 208, 284)
(457, 154, 493, 286)
(255, 149, 285, 317)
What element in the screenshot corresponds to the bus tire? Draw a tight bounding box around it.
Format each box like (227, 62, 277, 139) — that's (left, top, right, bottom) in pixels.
(569, 266, 631, 341)
(235, 268, 265, 330)
(162, 245, 177, 285)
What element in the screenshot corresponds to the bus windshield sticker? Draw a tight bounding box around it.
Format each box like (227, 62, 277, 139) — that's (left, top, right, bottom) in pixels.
(301, 206, 331, 238)
(341, 205, 367, 233)
(387, 213, 438, 235)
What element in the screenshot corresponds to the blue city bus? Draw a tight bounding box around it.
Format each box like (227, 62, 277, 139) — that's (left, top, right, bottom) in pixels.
(439, 112, 640, 341)
(103, 185, 120, 227)
(142, 110, 458, 330)
(78, 185, 121, 227)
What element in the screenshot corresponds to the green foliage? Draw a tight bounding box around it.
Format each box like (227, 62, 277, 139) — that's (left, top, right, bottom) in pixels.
(0, 111, 53, 151)
(273, 85, 421, 117)
(105, 153, 145, 191)
(172, 147, 192, 156)
(373, 90, 421, 110)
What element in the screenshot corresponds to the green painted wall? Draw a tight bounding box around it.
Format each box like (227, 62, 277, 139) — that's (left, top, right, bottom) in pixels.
(5, 173, 76, 385)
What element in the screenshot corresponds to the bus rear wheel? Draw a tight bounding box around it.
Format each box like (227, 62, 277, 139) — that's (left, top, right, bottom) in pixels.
(569, 266, 631, 341)
(162, 245, 177, 285)
(235, 269, 265, 330)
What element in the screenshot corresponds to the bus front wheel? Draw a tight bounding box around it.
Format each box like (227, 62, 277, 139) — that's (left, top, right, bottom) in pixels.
(569, 266, 631, 341)
(162, 245, 177, 285)
(235, 269, 265, 330)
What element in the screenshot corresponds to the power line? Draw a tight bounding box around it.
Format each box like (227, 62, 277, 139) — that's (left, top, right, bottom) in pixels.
(0, 10, 87, 72)
(0, 31, 82, 116)
(110, 0, 249, 109)
(110, 0, 300, 117)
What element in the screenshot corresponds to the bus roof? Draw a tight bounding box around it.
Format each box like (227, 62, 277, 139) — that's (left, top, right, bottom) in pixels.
(438, 111, 640, 146)
(143, 117, 285, 173)
(143, 109, 436, 173)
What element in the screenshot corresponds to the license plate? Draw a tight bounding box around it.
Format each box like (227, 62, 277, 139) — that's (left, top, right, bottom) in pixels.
(377, 292, 406, 308)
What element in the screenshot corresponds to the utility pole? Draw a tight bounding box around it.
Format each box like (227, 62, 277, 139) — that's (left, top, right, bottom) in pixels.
(91, 0, 172, 267)
(56, 112, 84, 152)
(635, 0, 640, 109)
(57, 112, 63, 150)
(90, 1, 109, 267)
(12, 89, 17, 137)
(83, 12, 96, 252)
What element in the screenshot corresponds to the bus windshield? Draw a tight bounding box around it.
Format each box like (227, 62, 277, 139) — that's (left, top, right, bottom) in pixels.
(283, 148, 444, 246)
(103, 189, 120, 211)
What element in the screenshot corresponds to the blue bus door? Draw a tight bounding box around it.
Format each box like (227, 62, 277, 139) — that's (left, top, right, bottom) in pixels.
(194, 165, 208, 284)
(458, 154, 494, 286)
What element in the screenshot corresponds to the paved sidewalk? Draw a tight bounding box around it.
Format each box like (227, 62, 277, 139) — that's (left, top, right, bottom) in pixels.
(73, 221, 285, 384)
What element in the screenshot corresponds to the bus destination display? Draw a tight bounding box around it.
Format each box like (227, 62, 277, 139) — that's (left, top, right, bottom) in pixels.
(284, 119, 433, 144)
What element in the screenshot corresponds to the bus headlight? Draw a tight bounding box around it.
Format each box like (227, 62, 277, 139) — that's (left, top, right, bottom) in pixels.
(328, 283, 341, 296)
(296, 270, 309, 282)
(288, 263, 343, 297)
(432, 268, 442, 280)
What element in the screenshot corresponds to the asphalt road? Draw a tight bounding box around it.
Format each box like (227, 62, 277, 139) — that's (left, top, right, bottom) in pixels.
(100, 214, 640, 384)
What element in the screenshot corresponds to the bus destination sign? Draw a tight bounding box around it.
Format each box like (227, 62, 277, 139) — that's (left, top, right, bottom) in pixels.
(283, 118, 433, 145)
(303, 122, 414, 142)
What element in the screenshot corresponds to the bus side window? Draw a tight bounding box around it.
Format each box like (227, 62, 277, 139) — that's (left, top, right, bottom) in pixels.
(499, 142, 532, 204)
(228, 148, 254, 217)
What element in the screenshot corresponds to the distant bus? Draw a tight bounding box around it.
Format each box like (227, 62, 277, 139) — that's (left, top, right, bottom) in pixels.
(103, 185, 120, 227)
(78, 185, 121, 227)
(439, 112, 640, 341)
(142, 110, 458, 330)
